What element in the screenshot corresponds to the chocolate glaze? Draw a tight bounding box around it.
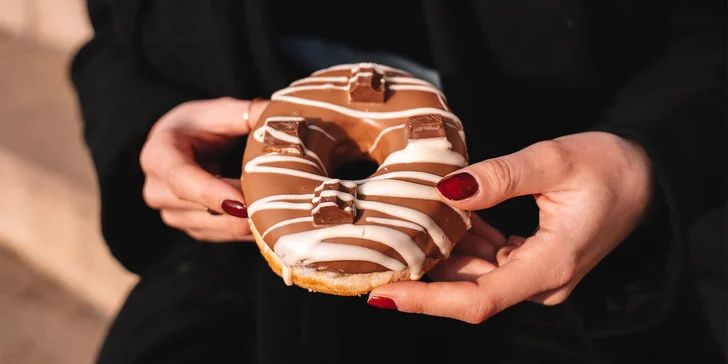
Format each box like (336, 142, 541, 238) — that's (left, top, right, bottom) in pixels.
(241, 63, 470, 277)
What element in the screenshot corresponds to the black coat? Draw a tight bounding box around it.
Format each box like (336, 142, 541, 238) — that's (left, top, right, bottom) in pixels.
(71, 0, 725, 343)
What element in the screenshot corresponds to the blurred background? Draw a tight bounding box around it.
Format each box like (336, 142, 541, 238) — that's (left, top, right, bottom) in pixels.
(0, 1, 725, 364)
(0, 1, 138, 363)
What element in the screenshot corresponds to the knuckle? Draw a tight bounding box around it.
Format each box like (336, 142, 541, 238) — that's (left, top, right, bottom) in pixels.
(142, 182, 160, 209)
(198, 189, 219, 208)
(542, 289, 572, 306)
(172, 100, 198, 115)
(480, 158, 517, 195)
(159, 210, 178, 227)
(139, 132, 174, 174)
(536, 140, 573, 174)
(554, 263, 577, 287)
(138, 143, 156, 174)
(410, 302, 425, 315)
(167, 166, 215, 206)
(592, 184, 620, 210)
(167, 166, 193, 199)
(465, 296, 498, 324)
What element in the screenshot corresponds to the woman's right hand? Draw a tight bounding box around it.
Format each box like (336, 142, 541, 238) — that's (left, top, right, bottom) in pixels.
(140, 97, 269, 242)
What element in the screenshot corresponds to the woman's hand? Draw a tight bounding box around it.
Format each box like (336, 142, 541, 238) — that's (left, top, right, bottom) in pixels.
(140, 97, 269, 242)
(367, 132, 654, 323)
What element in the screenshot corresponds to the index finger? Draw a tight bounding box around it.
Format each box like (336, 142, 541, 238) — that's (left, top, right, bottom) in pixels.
(142, 131, 245, 212)
(369, 259, 543, 324)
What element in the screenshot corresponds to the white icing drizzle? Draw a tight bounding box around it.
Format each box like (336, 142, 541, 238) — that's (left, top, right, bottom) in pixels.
(274, 84, 347, 95)
(247, 193, 313, 216)
(379, 137, 467, 169)
(253, 121, 337, 144)
(368, 124, 405, 153)
(311, 190, 355, 204)
(255, 118, 329, 175)
(292, 75, 439, 90)
(311, 62, 411, 76)
(307, 125, 337, 142)
(248, 201, 313, 216)
(274, 225, 421, 279)
(365, 217, 425, 232)
(273, 83, 445, 105)
(388, 84, 446, 100)
(245, 155, 330, 182)
(358, 179, 469, 223)
(264, 124, 302, 145)
(271, 95, 463, 129)
(354, 199, 451, 256)
(291, 76, 349, 86)
(246, 63, 471, 282)
(261, 216, 313, 239)
(311, 201, 338, 215)
(358, 179, 441, 201)
(351, 171, 443, 185)
(305, 151, 327, 176)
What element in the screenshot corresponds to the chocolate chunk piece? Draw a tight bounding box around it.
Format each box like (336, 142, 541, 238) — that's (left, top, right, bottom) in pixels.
(405, 114, 447, 140)
(348, 65, 386, 103)
(312, 179, 357, 226)
(262, 117, 308, 155)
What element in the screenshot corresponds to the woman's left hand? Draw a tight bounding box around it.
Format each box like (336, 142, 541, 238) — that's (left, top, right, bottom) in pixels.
(367, 132, 654, 324)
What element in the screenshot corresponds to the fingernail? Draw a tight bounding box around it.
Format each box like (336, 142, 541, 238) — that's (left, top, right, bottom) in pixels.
(221, 200, 248, 218)
(367, 296, 398, 310)
(436, 172, 479, 200)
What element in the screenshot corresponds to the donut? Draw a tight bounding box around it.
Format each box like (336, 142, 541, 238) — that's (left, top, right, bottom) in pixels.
(241, 63, 471, 296)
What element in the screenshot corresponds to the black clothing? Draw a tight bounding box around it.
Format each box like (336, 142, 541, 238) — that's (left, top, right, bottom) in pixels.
(71, 1, 726, 363)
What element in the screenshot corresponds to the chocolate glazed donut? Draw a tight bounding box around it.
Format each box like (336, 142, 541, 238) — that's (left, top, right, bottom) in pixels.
(241, 63, 471, 296)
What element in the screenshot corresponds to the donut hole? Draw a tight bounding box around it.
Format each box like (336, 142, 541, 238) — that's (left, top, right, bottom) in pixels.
(331, 157, 379, 180)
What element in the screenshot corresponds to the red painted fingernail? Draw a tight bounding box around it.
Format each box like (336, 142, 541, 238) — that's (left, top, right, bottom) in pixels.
(367, 296, 398, 310)
(221, 200, 248, 218)
(436, 172, 479, 200)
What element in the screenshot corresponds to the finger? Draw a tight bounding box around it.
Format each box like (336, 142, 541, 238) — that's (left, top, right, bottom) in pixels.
(468, 214, 506, 246)
(427, 255, 497, 282)
(160, 209, 252, 239)
(175, 97, 270, 136)
(369, 258, 544, 324)
(496, 235, 527, 265)
(221, 177, 242, 190)
(143, 132, 247, 215)
(435, 140, 574, 210)
(143, 178, 204, 210)
(450, 232, 497, 261)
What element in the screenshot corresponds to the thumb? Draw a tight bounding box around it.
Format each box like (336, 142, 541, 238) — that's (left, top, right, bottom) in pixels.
(435, 140, 572, 210)
(369, 258, 543, 324)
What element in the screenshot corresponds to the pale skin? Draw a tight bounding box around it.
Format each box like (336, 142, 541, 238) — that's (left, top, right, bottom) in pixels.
(140, 97, 269, 243)
(369, 132, 654, 323)
(140, 97, 654, 323)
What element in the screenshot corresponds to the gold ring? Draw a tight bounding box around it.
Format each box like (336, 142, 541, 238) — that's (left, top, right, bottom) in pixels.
(243, 97, 264, 123)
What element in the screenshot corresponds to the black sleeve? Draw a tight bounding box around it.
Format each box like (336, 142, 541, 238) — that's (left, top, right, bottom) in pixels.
(576, 0, 727, 335)
(70, 0, 204, 275)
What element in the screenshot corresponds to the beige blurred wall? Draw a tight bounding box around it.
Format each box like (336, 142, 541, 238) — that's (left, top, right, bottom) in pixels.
(0, 0, 137, 320)
(0, 0, 92, 52)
